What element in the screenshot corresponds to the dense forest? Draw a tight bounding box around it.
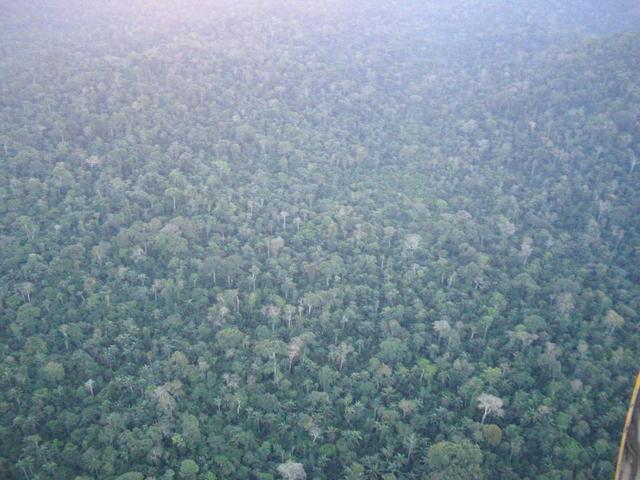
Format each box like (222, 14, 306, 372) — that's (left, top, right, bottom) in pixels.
(1, 1, 639, 479)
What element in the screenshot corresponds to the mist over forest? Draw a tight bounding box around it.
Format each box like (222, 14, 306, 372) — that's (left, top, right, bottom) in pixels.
(1, 1, 639, 479)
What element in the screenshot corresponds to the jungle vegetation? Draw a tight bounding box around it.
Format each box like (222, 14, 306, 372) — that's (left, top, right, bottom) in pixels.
(0, 1, 639, 479)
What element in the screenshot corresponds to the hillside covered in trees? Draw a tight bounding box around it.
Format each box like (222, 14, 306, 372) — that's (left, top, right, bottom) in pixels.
(0, 1, 639, 479)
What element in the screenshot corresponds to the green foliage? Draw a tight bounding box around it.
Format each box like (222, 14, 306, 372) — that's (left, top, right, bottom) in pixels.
(116, 473, 144, 480)
(481, 424, 503, 447)
(426, 440, 484, 479)
(42, 361, 65, 383)
(0, 1, 639, 480)
(179, 459, 199, 480)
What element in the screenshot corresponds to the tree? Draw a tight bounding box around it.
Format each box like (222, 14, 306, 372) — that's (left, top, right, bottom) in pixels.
(343, 462, 365, 479)
(404, 432, 418, 462)
(152, 385, 177, 415)
(179, 459, 199, 480)
(255, 339, 287, 380)
(277, 461, 306, 480)
(18, 282, 34, 302)
(398, 399, 418, 418)
(426, 440, 483, 479)
(91, 241, 111, 265)
(84, 379, 95, 396)
(181, 413, 202, 448)
(18, 215, 37, 241)
(520, 237, 533, 265)
(416, 358, 437, 386)
(329, 341, 354, 370)
(477, 393, 504, 424)
(604, 309, 624, 334)
(262, 304, 282, 331)
(288, 333, 314, 371)
(378, 337, 408, 364)
(481, 424, 503, 446)
(403, 234, 421, 255)
(267, 237, 285, 257)
(42, 361, 65, 383)
(116, 473, 144, 480)
(433, 320, 451, 344)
